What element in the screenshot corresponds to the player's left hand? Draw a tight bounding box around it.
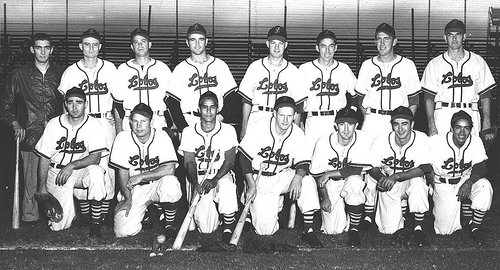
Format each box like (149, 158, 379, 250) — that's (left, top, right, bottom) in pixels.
(55, 163, 75, 186)
(201, 178, 218, 194)
(289, 175, 302, 201)
(127, 175, 143, 190)
(456, 179, 473, 202)
(377, 175, 397, 192)
(320, 196, 332, 213)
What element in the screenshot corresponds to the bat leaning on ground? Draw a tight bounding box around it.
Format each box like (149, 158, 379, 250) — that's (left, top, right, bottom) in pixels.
(12, 137, 20, 229)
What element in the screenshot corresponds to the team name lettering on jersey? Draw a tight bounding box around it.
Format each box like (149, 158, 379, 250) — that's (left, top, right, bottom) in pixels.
(79, 79, 109, 95)
(56, 137, 87, 154)
(194, 145, 221, 167)
(310, 78, 340, 96)
(257, 78, 288, 95)
(441, 157, 472, 175)
(381, 156, 415, 171)
(129, 154, 159, 171)
(188, 73, 218, 91)
(128, 75, 159, 90)
(257, 146, 289, 165)
(441, 72, 473, 88)
(371, 73, 402, 91)
(328, 157, 347, 169)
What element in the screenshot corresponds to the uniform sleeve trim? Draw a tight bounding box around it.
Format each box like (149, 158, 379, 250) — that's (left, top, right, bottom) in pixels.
(224, 86, 238, 99)
(166, 92, 181, 102)
(421, 87, 437, 96)
(159, 160, 178, 167)
(109, 161, 128, 170)
(296, 97, 307, 105)
(33, 149, 50, 160)
(237, 146, 253, 160)
(294, 160, 311, 168)
(407, 90, 421, 98)
(89, 147, 108, 154)
(236, 91, 252, 103)
(478, 83, 497, 96)
(354, 90, 365, 97)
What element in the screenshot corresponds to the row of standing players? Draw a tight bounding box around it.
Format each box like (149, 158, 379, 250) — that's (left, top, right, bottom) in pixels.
(0, 18, 495, 248)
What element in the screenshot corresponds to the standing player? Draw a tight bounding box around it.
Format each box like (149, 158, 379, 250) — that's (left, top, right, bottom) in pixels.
(58, 28, 117, 226)
(309, 106, 373, 247)
(355, 23, 421, 228)
(299, 30, 357, 150)
(166, 23, 237, 130)
(238, 96, 323, 248)
(34, 87, 107, 237)
(114, 28, 172, 132)
(0, 33, 64, 225)
(429, 110, 493, 244)
(111, 103, 182, 238)
(369, 106, 431, 246)
(178, 91, 238, 243)
(238, 26, 307, 139)
(421, 19, 496, 139)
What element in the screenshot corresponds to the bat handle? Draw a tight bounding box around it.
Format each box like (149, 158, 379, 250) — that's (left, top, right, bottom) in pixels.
(12, 137, 20, 229)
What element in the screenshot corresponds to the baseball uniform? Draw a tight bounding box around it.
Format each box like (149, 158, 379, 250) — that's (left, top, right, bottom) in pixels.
(111, 128, 182, 237)
(421, 50, 497, 135)
(34, 114, 108, 231)
(429, 132, 493, 235)
(178, 120, 238, 233)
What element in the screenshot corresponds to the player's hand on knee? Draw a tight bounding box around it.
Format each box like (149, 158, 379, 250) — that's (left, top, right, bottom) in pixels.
(317, 174, 329, 189)
(56, 164, 75, 186)
(289, 177, 302, 201)
(127, 175, 143, 190)
(456, 179, 472, 202)
(201, 178, 218, 194)
(116, 199, 132, 217)
(320, 197, 332, 212)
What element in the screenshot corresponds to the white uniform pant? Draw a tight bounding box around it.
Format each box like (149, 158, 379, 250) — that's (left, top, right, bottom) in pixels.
(321, 175, 366, 235)
(46, 165, 106, 231)
(375, 176, 429, 234)
(361, 113, 392, 138)
(434, 107, 481, 135)
(432, 176, 492, 235)
(305, 114, 336, 153)
(194, 173, 238, 233)
(114, 175, 182, 237)
(364, 174, 378, 209)
(249, 169, 320, 235)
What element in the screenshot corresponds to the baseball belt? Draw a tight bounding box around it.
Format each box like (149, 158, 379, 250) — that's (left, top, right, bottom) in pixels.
(49, 163, 65, 169)
(438, 177, 461, 185)
(308, 110, 336, 116)
(369, 108, 392, 115)
(89, 111, 112, 119)
(441, 102, 473, 108)
(125, 109, 165, 117)
(252, 169, 276, 176)
(255, 106, 273, 112)
(185, 111, 201, 117)
(198, 168, 218, 176)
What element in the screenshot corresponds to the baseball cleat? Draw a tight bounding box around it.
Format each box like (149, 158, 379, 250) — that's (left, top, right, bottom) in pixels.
(348, 230, 361, 247)
(164, 226, 178, 240)
(89, 222, 102, 238)
(413, 230, 427, 247)
(301, 232, 324, 248)
(222, 231, 232, 244)
(360, 218, 374, 231)
(471, 228, 485, 245)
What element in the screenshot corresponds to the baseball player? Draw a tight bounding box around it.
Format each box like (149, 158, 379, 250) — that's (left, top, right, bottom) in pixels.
(34, 87, 108, 237)
(299, 30, 357, 151)
(111, 103, 182, 238)
(113, 28, 172, 132)
(58, 28, 117, 227)
(178, 91, 238, 243)
(309, 106, 373, 247)
(166, 23, 237, 130)
(355, 23, 421, 228)
(238, 96, 323, 248)
(421, 19, 497, 140)
(238, 26, 307, 139)
(429, 110, 493, 244)
(369, 106, 430, 246)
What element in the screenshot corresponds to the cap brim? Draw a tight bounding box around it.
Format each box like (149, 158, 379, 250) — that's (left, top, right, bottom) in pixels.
(445, 27, 465, 34)
(268, 35, 286, 43)
(187, 30, 206, 37)
(335, 117, 358, 124)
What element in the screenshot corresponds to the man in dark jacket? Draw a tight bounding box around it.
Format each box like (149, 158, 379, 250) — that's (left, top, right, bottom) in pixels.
(0, 33, 64, 225)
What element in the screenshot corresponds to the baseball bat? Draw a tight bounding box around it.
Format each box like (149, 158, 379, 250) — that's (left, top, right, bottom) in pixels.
(229, 164, 265, 246)
(172, 149, 220, 250)
(287, 202, 296, 229)
(12, 137, 20, 229)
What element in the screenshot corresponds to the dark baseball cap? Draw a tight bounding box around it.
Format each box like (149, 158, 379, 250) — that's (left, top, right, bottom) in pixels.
(80, 28, 101, 42)
(187, 23, 207, 38)
(267, 25, 287, 43)
(316, 30, 337, 44)
(451, 110, 473, 127)
(391, 106, 413, 122)
(130, 28, 150, 42)
(335, 106, 359, 124)
(131, 103, 153, 120)
(375, 23, 396, 39)
(274, 96, 296, 111)
(65, 87, 86, 101)
(445, 19, 466, 34)
(199, 91, 218, 107)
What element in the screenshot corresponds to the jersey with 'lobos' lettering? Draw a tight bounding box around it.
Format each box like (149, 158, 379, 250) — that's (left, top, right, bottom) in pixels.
(167, 56, 237, 113)
(59, 59, 117, 114)
(109, 128, 178, 177)
(113, 58, 171, 111)
(34, 114, 107, 165)
(355, 55, 420, 110)
(238, 117, 310, 173)
(370, 130, 429, 176)
(237, 58, 307, 107)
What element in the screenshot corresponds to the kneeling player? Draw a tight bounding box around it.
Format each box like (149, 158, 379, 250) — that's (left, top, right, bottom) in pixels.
(309, 106, 373, 247)
(429, 111, 493, 244)
(111, 103, 182, 238)
(179, 91, 238, 243)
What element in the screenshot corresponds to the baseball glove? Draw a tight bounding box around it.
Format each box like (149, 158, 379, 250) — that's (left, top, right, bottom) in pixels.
(479, 127, 497, 150)
(242, 239, 298, 254)
(34, 192, 63, 223)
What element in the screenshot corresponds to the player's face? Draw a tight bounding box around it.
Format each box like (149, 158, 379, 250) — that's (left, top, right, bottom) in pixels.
(451, 119, 472, 147)
(316, 38, 337, 63)
(65, 97, 87, 119)
(391, 118, 413, 141)
(274, 106, 295, 132)
(30, 39, 53, 64)
(79, 37, 101, 59)
(187, 33, 207, 55)
(444, 32, 465, 50)
(131, 35, 151, 57)
(375, 32, 396, 57)
(199, 98, 218, 123)
(267, 39, 287, 59)
(336, 121, 357, 142)
(130, 113, 152, 140)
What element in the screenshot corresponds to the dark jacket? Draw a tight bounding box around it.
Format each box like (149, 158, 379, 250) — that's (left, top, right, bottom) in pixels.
(1, 62, 64, 151)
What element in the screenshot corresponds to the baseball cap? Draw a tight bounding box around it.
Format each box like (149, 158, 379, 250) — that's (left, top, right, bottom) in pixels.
(198, 91, 218, 107)
(274, 96, 296, 111)
(131, 103, 153, 120)
(65, 87, 86, 101)
(445, 19, 466, 34)
(451, 110, 473, 127)
(80, 28, 101, 42)
(375, 23, 396, 39)
(335, 106, 359, 124)
(390, 106, 413, 122)
(267, 26, 287, 43)
(316, 30, 337, 44)
(187, 23, 207, 38)
(130, 28, 150, 42)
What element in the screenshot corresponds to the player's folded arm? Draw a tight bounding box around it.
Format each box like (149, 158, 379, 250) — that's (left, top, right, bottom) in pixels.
(468, 160, 487, 183)
(368, 167, 385, 182)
